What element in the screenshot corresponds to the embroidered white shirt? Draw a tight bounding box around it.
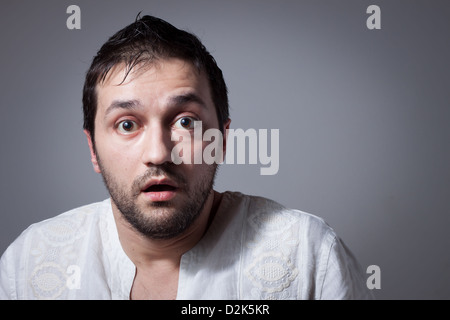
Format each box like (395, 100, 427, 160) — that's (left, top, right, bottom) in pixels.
(0, 192, 372, 300)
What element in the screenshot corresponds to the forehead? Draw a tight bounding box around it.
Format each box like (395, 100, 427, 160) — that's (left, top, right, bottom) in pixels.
(96, 58, 213, 114)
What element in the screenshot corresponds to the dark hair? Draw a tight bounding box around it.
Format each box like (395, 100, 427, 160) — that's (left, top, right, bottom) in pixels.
(82, 14, 229, 143)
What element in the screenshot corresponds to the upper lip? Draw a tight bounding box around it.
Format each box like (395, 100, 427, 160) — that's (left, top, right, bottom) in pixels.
(141, 178, 179, 192)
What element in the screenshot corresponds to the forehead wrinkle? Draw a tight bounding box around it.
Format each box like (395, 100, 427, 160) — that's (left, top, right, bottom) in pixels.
(98, 59, 213, 120)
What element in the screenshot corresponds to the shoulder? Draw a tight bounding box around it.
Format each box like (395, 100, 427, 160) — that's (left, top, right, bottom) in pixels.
(14, 200, 109, 248)
(223, 191, 336, 241)
(0, 199, 111, 300)
(222, 191, 371, 299)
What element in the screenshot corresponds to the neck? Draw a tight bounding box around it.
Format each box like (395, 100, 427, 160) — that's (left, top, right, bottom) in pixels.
(112, 190, 221, 269)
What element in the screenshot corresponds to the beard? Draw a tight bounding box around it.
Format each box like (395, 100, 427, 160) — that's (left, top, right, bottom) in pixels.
(98, 159, 218, 240)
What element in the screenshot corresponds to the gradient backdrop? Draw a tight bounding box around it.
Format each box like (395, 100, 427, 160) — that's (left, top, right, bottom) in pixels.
(1, 0, 449, 299)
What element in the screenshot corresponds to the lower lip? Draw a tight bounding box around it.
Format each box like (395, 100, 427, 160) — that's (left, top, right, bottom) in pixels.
(142, 190, 178, 202)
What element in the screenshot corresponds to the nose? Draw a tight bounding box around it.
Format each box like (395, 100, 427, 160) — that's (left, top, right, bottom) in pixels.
(140, 124, 174, 166)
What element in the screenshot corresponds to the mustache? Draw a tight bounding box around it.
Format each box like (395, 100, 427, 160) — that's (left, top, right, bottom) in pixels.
(131, 164, 187, 196)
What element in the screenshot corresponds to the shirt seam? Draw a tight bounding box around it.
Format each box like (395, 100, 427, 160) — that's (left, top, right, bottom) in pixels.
(237, 193, 249, 300)
(318, 233, 337, 300)
(4, 248, 17, 300)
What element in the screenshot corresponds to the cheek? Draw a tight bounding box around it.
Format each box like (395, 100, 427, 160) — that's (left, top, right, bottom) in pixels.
(96, 141, 135, 176)
(93, 121, 142, 179)
(177, 136, 222, 166)
(171, 131, 209, 165)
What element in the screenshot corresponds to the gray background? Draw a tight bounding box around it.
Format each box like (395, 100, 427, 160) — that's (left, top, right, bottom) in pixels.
(1, 0, 449, 299)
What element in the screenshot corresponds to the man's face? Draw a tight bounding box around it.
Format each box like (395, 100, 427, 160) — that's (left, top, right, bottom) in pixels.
(85, 58, 228, 239)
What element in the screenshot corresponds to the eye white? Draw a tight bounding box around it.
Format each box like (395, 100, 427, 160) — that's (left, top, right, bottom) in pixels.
(174, 117, 198, 129)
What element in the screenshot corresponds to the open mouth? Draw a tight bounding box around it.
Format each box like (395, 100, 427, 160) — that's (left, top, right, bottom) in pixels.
(142, 181, 179, 202)
(144, 184, 177, 193)
(140, 177, 179, 202)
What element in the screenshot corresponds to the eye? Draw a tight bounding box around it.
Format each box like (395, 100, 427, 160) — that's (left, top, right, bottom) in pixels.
(117, 120, 139, 134)
(174, 116, 198, 130)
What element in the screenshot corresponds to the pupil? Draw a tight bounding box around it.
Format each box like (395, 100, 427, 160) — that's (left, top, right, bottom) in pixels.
(123, 121, 133, 131)
(181, 118, 191, 128)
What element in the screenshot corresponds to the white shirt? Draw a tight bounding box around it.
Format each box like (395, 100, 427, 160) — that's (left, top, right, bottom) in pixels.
(0, 191, 372, 300)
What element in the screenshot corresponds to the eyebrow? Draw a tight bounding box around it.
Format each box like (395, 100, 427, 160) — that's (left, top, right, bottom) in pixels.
(104, 93, 207, 118)
(167, 93, 207, 109)
(105, 99, 142, 117)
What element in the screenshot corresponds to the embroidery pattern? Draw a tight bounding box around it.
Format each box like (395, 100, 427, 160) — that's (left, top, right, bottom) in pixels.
(245, 251, 298, 294)
(30, 262, 67, 300)
(245, 206, 299, 299)
(27, 210, 89, 299)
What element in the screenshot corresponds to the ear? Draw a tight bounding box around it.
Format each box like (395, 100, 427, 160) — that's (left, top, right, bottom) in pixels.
(84, 130, 101, 173)
(222, 119, 231, 160)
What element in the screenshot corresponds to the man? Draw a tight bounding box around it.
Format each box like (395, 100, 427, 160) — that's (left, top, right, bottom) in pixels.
(0, 15, 372, 300)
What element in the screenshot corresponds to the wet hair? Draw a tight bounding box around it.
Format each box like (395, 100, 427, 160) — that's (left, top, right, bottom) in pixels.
(82, 14, 229, 144)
